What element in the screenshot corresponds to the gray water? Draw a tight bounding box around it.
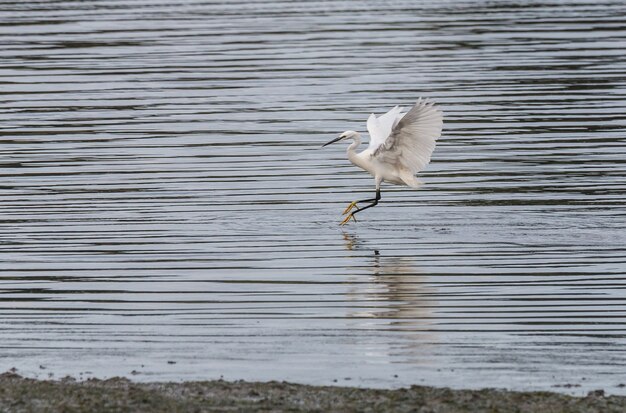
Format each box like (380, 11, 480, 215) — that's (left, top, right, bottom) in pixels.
(2, 0, 626, 395)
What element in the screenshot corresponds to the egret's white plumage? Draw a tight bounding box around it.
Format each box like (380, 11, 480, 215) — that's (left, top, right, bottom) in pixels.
(366, 105, 403, 151)
(323, 98, 443, 225)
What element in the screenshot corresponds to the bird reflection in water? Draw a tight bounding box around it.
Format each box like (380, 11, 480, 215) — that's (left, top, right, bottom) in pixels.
(343, 233, 438, 363)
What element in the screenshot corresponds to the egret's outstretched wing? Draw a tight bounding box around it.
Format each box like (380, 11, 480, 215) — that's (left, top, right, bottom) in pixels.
(373, 98, 443, 174)
(366, 105, 403, 151)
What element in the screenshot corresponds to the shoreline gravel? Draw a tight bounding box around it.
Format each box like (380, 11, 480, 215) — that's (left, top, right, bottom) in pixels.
(1, 372, 625, 412)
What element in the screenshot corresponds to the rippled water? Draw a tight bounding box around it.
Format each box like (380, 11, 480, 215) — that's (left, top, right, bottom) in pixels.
(2, 0, 626, 395)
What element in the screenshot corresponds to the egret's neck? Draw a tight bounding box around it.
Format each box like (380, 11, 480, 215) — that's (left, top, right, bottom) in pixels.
(346, 133, 362, 164)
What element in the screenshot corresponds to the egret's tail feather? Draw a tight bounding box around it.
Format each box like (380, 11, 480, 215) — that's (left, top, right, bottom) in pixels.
(402, 174, 423, 189)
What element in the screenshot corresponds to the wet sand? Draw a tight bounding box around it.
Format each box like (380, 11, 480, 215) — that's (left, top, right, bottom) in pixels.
(1, 373, 624, 413)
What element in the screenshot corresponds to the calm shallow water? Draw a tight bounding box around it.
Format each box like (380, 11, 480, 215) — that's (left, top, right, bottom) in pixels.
(1, 0, 626, 395)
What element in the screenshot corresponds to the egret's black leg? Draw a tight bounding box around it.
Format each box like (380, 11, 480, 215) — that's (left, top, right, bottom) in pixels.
(352, 189, 381, 216)
(340, 189, 381, 225)
(342, 191, 380, 215)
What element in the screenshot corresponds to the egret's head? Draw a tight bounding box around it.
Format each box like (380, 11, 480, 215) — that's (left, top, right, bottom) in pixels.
(323, 130, 360, 147)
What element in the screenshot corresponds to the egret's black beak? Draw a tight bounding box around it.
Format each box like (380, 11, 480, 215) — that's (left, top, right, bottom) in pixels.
(322, 136, 343, 148)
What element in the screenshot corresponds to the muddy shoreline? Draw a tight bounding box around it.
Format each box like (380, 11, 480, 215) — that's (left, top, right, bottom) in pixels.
(1, 373, 625, 412)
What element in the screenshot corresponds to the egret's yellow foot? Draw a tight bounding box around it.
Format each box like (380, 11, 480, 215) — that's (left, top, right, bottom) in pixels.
(339, 213, 357, 226)
(342, 201, 359, 215)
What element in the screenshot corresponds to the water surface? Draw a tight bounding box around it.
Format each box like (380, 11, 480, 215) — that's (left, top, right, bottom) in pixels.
(1, 0, 626, 395)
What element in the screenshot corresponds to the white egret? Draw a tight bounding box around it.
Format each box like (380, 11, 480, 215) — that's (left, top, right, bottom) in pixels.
(323, 98, 443, 225)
